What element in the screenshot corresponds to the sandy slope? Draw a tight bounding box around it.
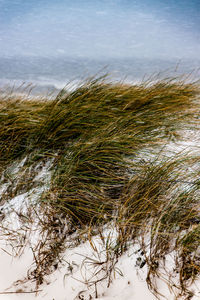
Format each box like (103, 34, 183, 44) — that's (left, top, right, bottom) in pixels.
(1, 236, 200, 300)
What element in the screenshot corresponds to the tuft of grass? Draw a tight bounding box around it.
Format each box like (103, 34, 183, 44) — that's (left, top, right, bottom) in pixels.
(0, 75, 200, 298)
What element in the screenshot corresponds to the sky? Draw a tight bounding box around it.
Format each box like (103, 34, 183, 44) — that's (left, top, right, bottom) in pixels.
(0, 0, 199, 60)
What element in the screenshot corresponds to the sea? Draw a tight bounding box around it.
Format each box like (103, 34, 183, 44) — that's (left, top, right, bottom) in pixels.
(0, 56, 199, 96)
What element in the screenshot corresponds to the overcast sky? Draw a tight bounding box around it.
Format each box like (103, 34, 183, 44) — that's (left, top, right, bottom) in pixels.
(0, 0, 199, 59)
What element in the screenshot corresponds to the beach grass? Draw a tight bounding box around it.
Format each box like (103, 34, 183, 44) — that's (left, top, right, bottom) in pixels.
(0, 76, 199, 298)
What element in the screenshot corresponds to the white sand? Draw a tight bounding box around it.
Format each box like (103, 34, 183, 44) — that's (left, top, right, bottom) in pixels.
(0, 238, 161, 300)
(0, 236, 199, 299)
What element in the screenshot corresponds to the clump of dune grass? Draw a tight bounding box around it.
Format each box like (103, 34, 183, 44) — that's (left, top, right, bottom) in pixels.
(0, 75, 199, 298)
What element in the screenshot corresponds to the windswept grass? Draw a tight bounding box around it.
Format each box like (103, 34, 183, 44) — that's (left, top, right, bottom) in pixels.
(0, 76, 200, 298)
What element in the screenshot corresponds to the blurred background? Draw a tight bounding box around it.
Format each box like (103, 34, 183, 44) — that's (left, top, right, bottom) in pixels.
(0, 0, 199, 93)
